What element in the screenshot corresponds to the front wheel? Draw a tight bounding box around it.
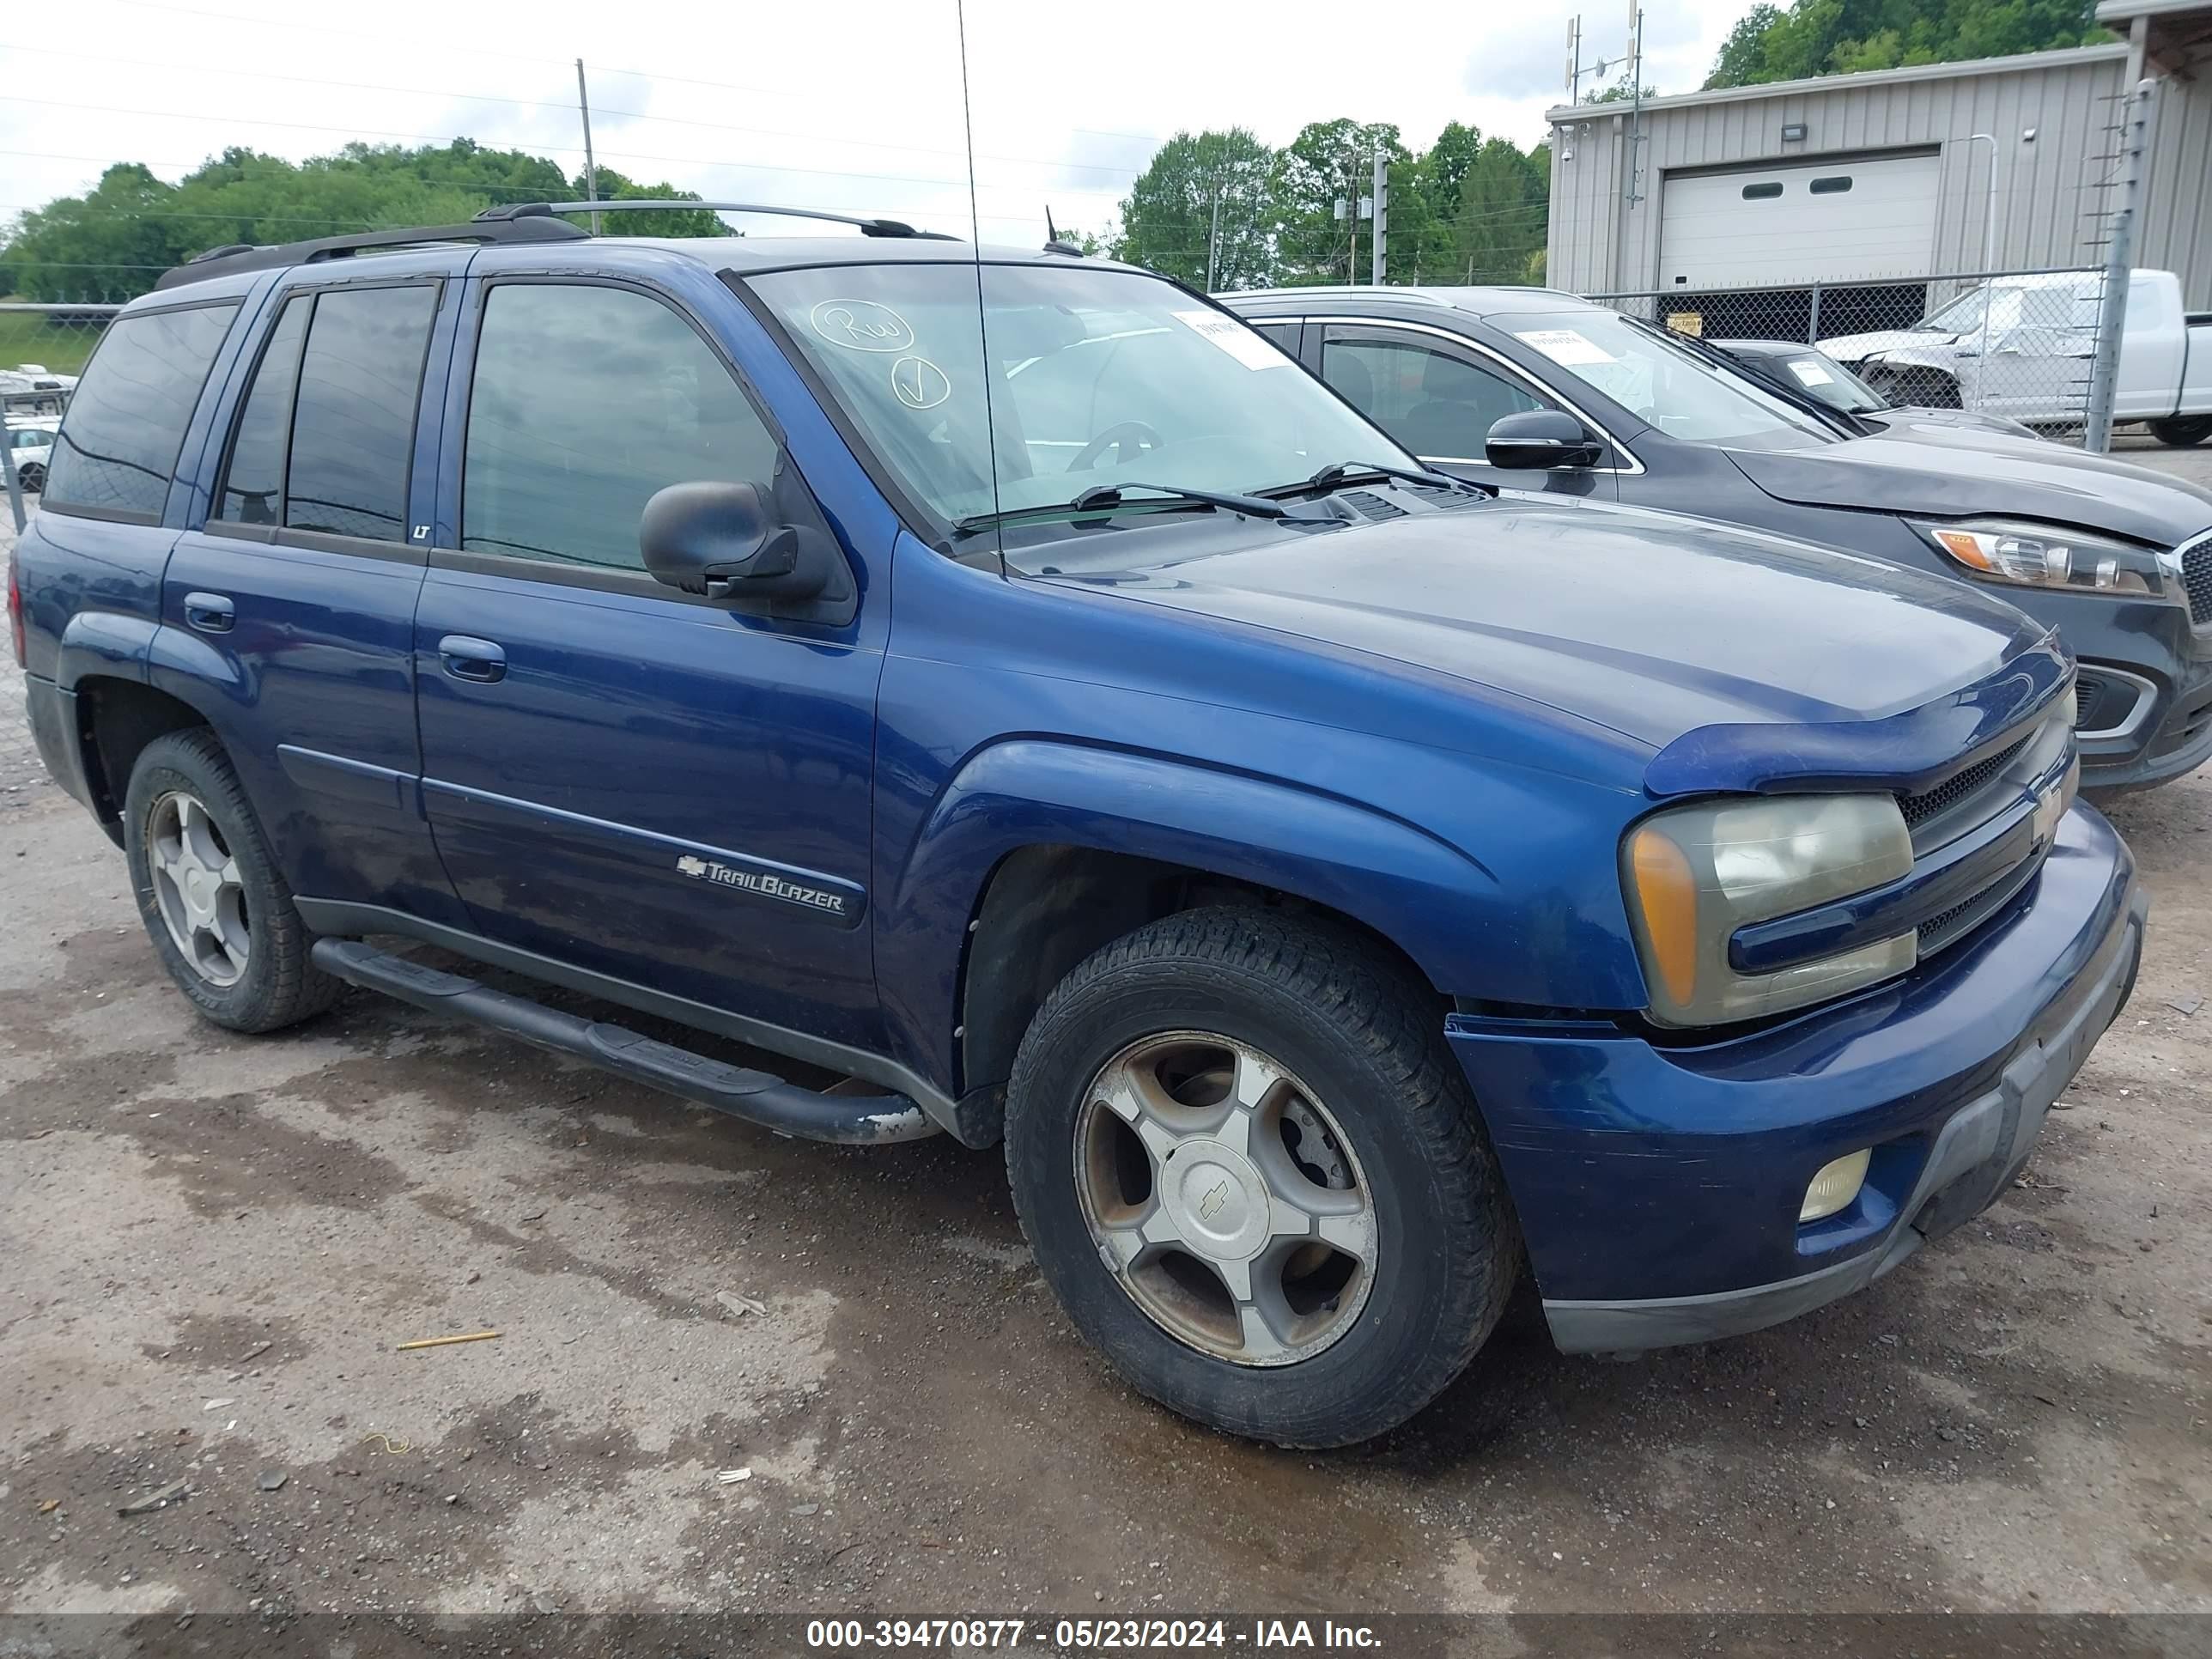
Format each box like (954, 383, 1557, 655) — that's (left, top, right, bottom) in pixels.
(2149, 415, 2212, 448)
(1004, 908, 1520, 1447)
(15, 462, 42, 493)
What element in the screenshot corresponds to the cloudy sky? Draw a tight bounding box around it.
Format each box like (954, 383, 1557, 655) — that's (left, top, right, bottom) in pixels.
(3, 0, 1749, 247)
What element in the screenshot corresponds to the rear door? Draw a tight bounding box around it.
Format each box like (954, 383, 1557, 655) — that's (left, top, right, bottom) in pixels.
(158, 258, 469, 926)
(411, 264, 885, 1049)
(1315, 320, 1620, 499)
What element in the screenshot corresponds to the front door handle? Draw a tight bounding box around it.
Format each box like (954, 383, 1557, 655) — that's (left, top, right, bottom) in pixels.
(184, 592, 234, 633)
(437, 635, 507, 684)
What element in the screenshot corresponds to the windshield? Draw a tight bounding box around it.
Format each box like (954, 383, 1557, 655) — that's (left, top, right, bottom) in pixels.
(750, 262, 1414, 528)
(1917, 288, 1990, 333)
(1504, 310, 1834, 448)
(1763, 349, 1888, 415)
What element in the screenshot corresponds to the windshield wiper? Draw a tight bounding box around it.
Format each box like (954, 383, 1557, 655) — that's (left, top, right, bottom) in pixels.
(949, 480, 1295, 538)
(1255, 459, 1486, 501)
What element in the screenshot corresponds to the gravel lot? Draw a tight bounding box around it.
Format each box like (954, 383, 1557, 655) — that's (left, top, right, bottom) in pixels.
(1, 453, 2208, 1626)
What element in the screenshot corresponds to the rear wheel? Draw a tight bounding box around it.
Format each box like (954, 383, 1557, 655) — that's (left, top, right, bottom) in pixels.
(124, 729, 342, 1032)
(2149, 415, 2212, 448)
(16, 462, 42, 493)
(1004, 908, 1520, 1447)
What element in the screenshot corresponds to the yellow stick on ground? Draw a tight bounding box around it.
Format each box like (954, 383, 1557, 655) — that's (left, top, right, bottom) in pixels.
(394, 1330, 502, 1351)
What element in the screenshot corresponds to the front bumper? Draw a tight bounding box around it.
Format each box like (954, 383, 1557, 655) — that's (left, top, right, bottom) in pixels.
(1446, 804, 2142, 1353)
(2076, 652, 2212, 795)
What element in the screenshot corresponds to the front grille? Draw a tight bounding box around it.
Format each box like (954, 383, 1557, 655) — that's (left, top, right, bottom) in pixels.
(2073, 673, 2101, 729)
(1896, 735, 2029, 830)
(1917, 857, 2041, 958)
(2183, 535, 2212, 626)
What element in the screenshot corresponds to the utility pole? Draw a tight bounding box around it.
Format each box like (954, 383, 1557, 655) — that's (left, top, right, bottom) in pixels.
(1206, 191, 1221, 292)
(1624, 3, 1647, 208)
(575, 58, 602, 234)
(2085, 80, 2154, 453)
(1370, 149, 1388, 285)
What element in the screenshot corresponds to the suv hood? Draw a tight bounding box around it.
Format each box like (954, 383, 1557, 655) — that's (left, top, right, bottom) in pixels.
(1726, 429, 2212, 547)
(1056, 499, 2045, 752)
(1819, 327, 1959, 361)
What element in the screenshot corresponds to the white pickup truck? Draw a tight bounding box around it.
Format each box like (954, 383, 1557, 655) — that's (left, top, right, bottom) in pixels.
(1818, 269, 2212, 445)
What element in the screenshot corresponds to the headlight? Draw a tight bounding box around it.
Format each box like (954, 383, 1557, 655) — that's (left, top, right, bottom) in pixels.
(1911, 519, 2163, 595)
(1621, 793, 1915, 1027)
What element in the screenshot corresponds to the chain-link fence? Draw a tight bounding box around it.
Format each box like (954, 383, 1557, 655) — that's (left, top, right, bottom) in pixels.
(1582, 269, 2112, 444)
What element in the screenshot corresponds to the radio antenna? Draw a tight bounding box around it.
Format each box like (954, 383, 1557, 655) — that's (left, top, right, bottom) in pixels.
(955, 0, 1006, 575)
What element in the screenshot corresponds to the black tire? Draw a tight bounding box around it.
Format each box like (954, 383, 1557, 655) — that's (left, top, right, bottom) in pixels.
(1004, 907, 1520, 1447)
(123, 728, 342, 1033)
(16, 463, 42, 494)
(2148, 415, 2212, 448)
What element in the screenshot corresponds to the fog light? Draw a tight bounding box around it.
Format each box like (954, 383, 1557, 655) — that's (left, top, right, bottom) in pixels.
(1800, 1148, 1871, 1223)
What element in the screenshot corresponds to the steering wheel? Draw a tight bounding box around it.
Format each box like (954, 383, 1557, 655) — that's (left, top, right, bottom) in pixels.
(1068, 420, 1164, 471)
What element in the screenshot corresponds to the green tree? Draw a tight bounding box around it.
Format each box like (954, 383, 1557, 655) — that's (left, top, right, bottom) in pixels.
(1113, 127, 1277, 289)
(1446, 138, 1550, 285)
(0, 140, 729, 304)
(1419, 121, 1486, 221)
(0, 163, 189, 302)
(1704, 0, 2104, 88)
(562, 167, 730, 237)
(1272, 119, 1409, 286)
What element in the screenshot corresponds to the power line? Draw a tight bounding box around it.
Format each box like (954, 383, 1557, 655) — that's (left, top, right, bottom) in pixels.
(81, 0, 1168, 148)
(7, 43, 1146, 179)
(0, 100, 1115, 210)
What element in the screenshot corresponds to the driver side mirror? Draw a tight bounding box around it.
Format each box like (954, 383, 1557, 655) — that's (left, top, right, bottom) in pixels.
(640, 480, 831, 604)
(1486, 409, 1605, 471)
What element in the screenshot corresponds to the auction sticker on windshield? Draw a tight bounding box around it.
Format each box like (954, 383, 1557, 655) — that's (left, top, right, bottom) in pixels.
(1789, 361, 1837, 386)
(1174, 310, 1289, 370)
(1514, 328, 1613, 367)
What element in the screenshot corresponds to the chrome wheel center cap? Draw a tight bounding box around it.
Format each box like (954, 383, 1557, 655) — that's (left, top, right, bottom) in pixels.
(1162, 1138, 1270, 1261)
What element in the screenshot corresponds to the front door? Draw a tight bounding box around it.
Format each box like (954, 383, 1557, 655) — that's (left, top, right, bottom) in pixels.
(412, 272, 886, 1050)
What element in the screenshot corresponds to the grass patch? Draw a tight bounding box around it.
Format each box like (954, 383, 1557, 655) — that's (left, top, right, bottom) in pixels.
(0, 308, 106, 376)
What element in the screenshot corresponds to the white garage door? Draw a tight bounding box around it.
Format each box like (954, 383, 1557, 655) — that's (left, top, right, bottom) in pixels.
(1658, 153, 1942, 289)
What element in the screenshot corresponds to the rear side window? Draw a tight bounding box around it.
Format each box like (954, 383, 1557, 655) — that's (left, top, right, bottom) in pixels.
(284, 285, 438, 541)
(216, 295, 309, 526)
(460, 283, 779, 571)
(45, 303, 238, 520)
(212, 284, 437, 540)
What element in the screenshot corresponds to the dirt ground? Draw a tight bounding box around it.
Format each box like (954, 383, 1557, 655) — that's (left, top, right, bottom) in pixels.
(1, 459, 2209, 1627)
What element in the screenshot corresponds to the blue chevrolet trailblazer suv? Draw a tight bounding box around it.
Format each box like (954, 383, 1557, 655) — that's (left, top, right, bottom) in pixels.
(9, 202, 2145, 1446)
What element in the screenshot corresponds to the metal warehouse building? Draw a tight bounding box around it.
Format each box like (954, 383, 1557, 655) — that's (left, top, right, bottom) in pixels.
(1545, 0, 2212, 318)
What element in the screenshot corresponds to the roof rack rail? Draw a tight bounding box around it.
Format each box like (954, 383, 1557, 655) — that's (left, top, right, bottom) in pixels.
(155, 213, 587, 290)
(481, 200, 964, 240)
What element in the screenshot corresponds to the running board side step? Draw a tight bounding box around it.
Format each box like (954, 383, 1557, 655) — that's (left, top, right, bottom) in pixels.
(311, 939, 938, 1144)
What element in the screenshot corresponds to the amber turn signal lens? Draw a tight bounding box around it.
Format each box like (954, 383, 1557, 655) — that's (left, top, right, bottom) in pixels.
(1628, 825, 1699, 1010)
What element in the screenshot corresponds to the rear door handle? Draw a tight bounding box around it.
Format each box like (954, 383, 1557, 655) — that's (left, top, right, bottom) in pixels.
(184, 592, 234, 633)
(437, 635, 507, 684)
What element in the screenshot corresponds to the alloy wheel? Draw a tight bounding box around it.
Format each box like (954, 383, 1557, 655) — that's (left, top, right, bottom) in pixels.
(1073, 1031, 1377, 1367)
(147, 789, 251, 987)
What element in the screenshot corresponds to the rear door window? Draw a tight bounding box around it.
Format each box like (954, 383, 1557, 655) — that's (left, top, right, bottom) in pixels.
(215, 295, 309, 526)
(283, 284, 439, 541)
(43, 302, 239, 520)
